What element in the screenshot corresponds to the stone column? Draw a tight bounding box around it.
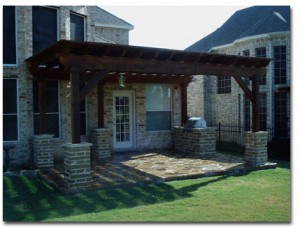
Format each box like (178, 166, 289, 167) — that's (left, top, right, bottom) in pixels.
(90, 128, 113, 159)
(63, 143, 92, 191)
(244, 131, 268, 168)
(32, 134, 54, 168)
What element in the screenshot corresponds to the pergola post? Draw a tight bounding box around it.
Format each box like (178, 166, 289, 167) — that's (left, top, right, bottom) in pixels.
(252, 75, 260, 132)
(70, 64, 81, 144)
(181, 82, 188, 125)
(38, 78, 46, 134)
(97, 83, 104, 128)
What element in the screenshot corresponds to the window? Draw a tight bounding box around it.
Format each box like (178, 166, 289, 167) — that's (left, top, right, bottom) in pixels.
(3, 78, 19, 141)
(217, 76, 231, 94)
(274, 46, 287, 84)
(146, 84, 171, 131)
(274, 92, 288, 137)
(244, 95, 251, 131)
(70, 12, 85, 41)
(244, 93, 267, 131)
(3, 6, 17, 65)
(79, 82, 87, 135)
(255, 47, 267, 85)
(33, 80, 60, 137)
(242, 50, 249, 56)
(259, 93, 267, 131)
(32, 6, 58, 54)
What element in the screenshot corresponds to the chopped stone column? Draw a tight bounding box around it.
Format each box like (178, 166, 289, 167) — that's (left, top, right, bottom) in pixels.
(63, 143, 92, 191)
(32, 134, 54, 168)
(91, 128, 113, 159)
(244, 131, 268, 168)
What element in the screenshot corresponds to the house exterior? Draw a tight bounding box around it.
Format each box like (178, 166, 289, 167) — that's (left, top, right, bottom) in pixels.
(186, 6, 290, 142)
(3, 6, 135, 165)
(3, 5, 272, 174)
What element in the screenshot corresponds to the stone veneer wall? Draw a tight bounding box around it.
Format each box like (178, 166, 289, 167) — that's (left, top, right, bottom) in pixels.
(244, 131, 268, 167)
(3, 6, 131, 164)
(63, 143, 92, 192)
(173, 126, 216, 157)
(32, 134, 54, 168)
(90, 128, 113, 159)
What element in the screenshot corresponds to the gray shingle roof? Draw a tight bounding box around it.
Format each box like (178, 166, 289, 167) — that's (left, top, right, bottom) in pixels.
(94, 6, 134, 30)
(186, 6, 290, 52)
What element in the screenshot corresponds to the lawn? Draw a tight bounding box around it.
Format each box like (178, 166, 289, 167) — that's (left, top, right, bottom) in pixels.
(3, 161, 290, 222)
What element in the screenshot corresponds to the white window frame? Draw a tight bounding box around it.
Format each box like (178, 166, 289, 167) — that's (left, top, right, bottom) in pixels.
(3, 6, 18, 67)
(145, 84, 172, 132)
(3, 78, 19, 143)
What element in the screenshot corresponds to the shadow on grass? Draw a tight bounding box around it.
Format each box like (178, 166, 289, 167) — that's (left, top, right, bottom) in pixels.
(3, 174, 230, 222)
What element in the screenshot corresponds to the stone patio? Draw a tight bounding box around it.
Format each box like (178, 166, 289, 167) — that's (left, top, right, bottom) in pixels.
(37, 149, 253, 193)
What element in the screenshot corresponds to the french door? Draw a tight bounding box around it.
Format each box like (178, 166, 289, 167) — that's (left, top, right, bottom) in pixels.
(113, 91, 135, 150)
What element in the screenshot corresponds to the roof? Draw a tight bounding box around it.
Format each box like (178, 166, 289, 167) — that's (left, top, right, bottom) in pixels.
(186, 6, 290, 52)
(25, 40, 270, 84)
(94, 7, 134, 30)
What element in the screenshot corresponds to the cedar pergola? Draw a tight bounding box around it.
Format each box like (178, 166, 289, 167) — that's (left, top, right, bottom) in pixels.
(26, 40, 270, 144)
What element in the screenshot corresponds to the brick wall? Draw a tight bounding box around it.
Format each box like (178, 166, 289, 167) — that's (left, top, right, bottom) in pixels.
(63, 143, 92, 192)
(244, 131, 268, 167)
(173, 126, 216, 157)
(3, 6, 131, 164)
(188, 33, 291, 129)
(90, 128, 113, 159)
(32, 134, 54, 168)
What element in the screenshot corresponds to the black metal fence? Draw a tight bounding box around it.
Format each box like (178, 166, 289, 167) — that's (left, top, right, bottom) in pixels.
(210, 122, 290, 160)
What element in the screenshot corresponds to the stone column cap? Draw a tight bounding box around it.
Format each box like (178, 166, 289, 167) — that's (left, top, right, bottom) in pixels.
(62, 142, 93, 149)
(32, 134, 54, 139)
(244, 131, 269, 135)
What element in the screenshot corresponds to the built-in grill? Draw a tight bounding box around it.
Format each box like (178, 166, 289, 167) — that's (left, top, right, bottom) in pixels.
(185, 117, 207, 131)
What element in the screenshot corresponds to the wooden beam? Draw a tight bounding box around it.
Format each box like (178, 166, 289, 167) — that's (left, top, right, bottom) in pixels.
(79, 70, 107, 101)
(252, 76, 260, 132)
(59, 54, 267, 77)
(38, 78, 47, 134)
(233, 76, 254, 102)
(181, 82, 188, 125)
(97, 83, 104, 128)
(70, 65, 81, 143)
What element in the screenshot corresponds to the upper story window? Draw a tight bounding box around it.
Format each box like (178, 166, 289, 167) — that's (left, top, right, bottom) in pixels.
(70, 12, 85, 41)
(3, 78, 19, 142)
(3, 6, 17, 65)
(274, 46, 287, 85)
(217, 76, 231, 94)
(255, 47, 267, 85)
(32, 6, 58, 54)
(146, 84, 171, 131)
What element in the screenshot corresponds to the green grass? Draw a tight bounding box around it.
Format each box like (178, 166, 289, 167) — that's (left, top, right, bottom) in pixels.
(3, 161, 290, 222)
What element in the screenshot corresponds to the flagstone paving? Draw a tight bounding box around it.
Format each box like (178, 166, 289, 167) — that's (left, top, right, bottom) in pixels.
(38, 150, 245, 192)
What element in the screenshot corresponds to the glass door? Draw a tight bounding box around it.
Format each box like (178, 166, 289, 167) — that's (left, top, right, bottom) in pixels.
(113, 91, 134, 150)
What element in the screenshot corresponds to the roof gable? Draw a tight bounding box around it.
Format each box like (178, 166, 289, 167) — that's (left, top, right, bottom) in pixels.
(94, 7, 134, 30)
(186, 6, 290, 52)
